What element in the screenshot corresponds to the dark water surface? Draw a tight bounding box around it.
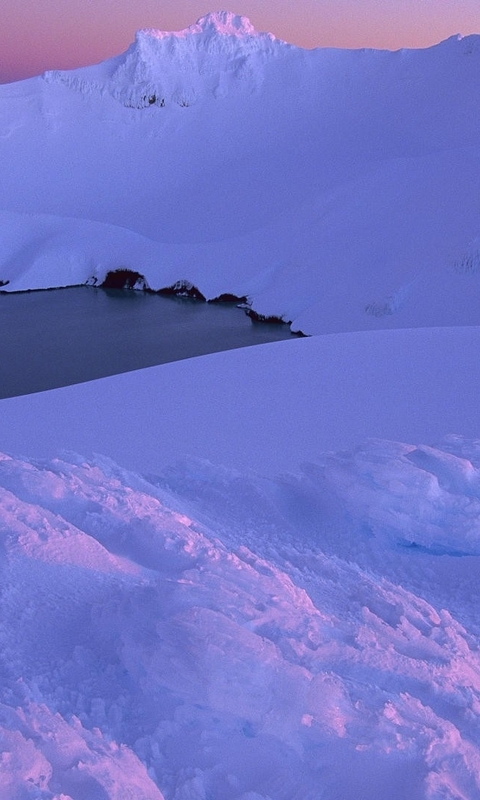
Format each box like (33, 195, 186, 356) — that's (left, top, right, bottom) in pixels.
(0, 287, 294, 399)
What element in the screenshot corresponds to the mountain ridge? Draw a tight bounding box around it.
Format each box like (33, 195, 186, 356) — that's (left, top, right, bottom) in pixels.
(1, 14, 480, 335)
(42, 10, 291, 107)
(138, 10, 279, 42)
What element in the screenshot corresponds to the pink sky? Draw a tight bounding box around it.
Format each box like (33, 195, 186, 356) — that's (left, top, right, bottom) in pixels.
(2, 0, 480, 82)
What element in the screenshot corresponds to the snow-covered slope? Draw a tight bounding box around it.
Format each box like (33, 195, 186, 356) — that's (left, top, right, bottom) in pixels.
(3, 12, 480, 798)
(2, 320, 480, 797)
(3, 326, 480, 477)
(2, 445, 480, 799)
(1, 13, 480, 332)
(44, 11, 289, 108)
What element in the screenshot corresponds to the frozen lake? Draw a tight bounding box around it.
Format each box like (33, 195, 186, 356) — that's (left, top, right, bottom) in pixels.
(0, 286, 294, 398)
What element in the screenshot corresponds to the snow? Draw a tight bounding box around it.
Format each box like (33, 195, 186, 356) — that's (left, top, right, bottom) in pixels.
(1, 15, 480, 333)
(2, 326, 480, 477)
(2, 10, 480, 799)
(42, 12, 288, 114)
(4, 332, 480, 800)
(1, 445, 480, 798)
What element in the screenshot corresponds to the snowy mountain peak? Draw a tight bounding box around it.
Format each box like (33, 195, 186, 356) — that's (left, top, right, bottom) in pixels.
(193, 10, 258, 36)
(142, 11, 269, 41)
(132, 9, 284, 59)
(43, 10, 288, 107)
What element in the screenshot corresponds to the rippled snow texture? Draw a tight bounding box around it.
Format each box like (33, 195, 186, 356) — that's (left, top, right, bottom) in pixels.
(1, 440, 480, 798)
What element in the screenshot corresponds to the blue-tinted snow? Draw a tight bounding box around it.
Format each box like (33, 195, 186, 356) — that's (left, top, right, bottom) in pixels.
(1, 11, 480, 799)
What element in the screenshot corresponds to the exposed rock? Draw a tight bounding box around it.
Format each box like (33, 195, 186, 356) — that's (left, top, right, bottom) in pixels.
(208, 293, 248, 304)
(100, 269, 148, 290)
(244, 308, 289, 325)
(157, 280, 206, 301)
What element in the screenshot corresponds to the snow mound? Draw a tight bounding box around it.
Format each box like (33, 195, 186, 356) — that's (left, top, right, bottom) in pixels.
(2, 444, 480, 798)
(43, 11, 290, 107)
(299, 437, 480, 557)
(0, 210, 161, 292)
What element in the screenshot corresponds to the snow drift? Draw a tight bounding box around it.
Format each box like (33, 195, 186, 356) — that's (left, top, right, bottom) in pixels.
(2, 442, 480, 799)
(1, 13, 480, 333)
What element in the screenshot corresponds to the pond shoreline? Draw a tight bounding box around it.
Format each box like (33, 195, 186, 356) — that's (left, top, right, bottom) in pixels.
(0, 284, 298, 399)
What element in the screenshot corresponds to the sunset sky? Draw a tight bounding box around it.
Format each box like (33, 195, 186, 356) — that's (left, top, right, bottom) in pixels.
(2, 0, 480, 83)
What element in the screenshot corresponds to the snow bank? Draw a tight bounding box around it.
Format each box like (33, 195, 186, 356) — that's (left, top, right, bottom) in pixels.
(2, 326, 480, 477)
(1, 445, 480, 798)
(2, 301, 479, 798)
(0, 210, 166, 292)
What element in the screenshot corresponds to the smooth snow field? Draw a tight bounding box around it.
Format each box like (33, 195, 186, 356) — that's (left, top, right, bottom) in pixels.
(0, 287, 292, 398)
(2, 10, 480, 800)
